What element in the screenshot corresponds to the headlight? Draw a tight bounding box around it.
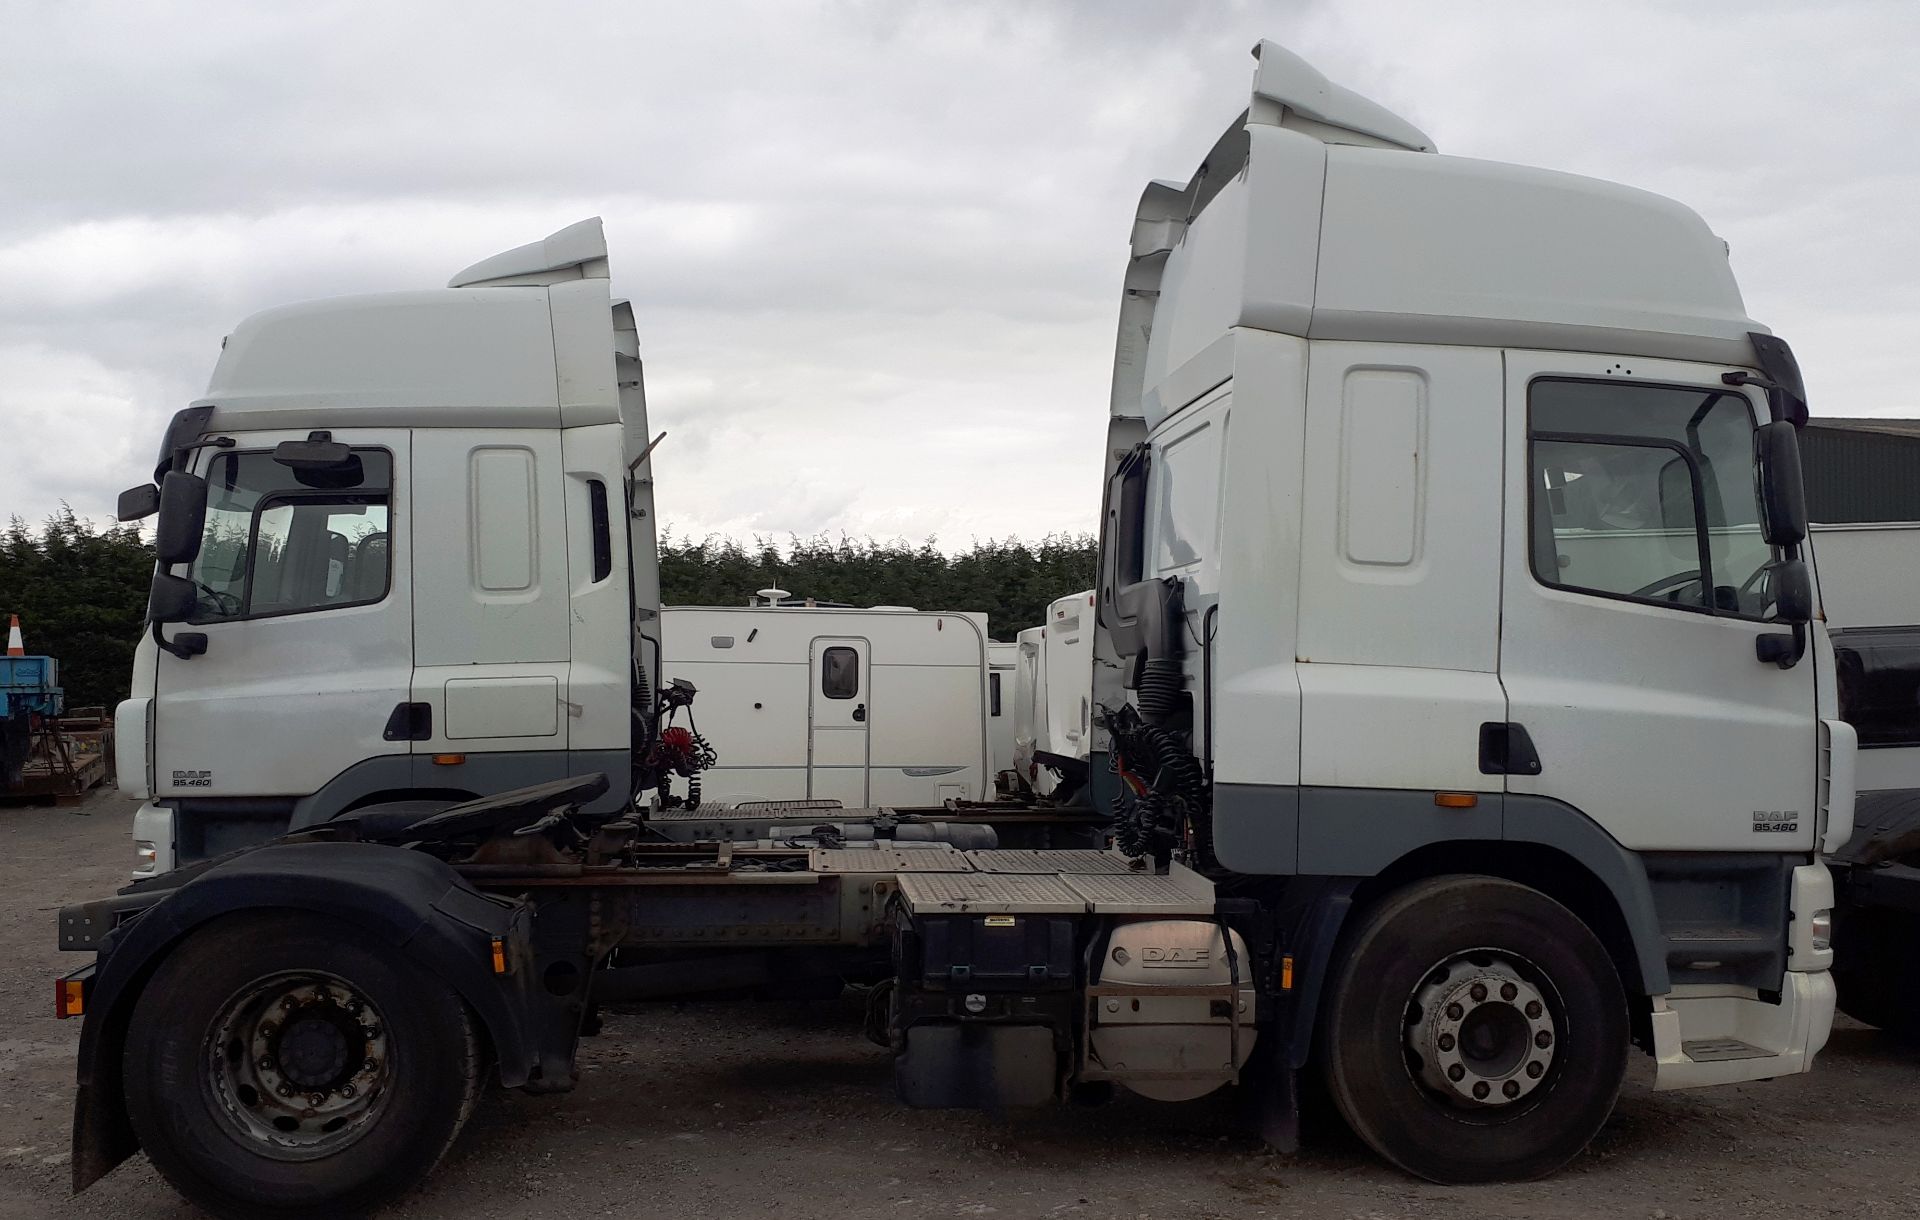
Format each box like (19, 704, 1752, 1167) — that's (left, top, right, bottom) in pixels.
(1809, 908, 1833, 954)
(134, 840, 158, 874)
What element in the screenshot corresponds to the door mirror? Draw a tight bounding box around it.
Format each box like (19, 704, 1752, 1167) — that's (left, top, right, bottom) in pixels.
(1755, 421, 1808, 546)
(147, 571, 199, 624)
(117, 483, 161, 522)
(1770, 557, 1813, 625)
(154, 471, 209, 566)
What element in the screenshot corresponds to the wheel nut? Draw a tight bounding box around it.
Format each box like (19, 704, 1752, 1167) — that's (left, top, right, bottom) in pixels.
(260, 1022, 277, 1037)
(1437, 1033, 1456, 1052)
(1500, 982, 1518, 1002)
(1472, 1081, 1490, 1100)
(1526, 1061, 1545, 1079)
(277, 1084, 294, 1097)
(1535, 1030, 1553, 1049)
(365, 1026, 382, 1040)
(341, 1084, 355, 1098)
(281, 997, 297, 1010)
(1447, 1064, 1465, 1082)
(1469, 983, 1487, 1003)
(1524, 1000, 1542, 1019)
(257, 1056, 274, 1070)
(364, 1058, 379, 1072)
(309, 1093, 326, 1106)
(1503, 1080, 1521, 1099)
(1446, 1003, 1464, 1020)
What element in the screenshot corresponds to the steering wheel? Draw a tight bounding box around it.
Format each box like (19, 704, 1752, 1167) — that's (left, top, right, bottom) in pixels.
(194, 580, 242, 616)
(1630, 570, 1704, 602)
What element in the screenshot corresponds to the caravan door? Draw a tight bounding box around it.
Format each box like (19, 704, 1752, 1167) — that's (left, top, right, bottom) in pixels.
(809, 636, 870, 808)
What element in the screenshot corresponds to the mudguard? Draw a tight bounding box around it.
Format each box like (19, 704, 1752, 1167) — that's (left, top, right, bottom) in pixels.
(69, 842, 534, 1191)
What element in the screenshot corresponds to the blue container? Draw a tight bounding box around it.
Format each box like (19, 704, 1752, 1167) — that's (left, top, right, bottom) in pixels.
(0, 655, 63, 718)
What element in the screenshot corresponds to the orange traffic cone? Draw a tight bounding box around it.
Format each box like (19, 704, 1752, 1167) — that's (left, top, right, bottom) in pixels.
(4, 615, 21, 657)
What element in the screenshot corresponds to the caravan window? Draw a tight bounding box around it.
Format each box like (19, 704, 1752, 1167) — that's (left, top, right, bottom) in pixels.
(821, 647, 860, 699)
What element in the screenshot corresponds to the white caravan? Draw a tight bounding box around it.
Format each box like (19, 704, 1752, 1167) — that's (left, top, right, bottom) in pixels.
(659, 605, 990, 808)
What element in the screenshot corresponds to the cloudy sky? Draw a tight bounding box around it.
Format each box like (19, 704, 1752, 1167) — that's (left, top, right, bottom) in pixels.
(4, 0, 1914, 544)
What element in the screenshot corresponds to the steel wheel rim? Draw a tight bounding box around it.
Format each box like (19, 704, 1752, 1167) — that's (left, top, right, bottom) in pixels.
(204, 971, 393, 1160)
(1403, 948, 1560, 1109)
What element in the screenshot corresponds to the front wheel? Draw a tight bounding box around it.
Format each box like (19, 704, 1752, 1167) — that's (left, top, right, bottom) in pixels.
(1319, 875, 1629, 1183)
(123, 911, 482, 1218)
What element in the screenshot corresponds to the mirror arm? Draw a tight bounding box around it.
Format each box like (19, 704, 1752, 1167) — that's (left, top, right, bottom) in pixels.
(1755, 623, 1806, 670)
(151, 619, 208, 660)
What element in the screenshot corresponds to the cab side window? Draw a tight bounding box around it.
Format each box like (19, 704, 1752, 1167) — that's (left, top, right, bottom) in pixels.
(188, 450, 393, 622)
(1529, 380, 1775, 618)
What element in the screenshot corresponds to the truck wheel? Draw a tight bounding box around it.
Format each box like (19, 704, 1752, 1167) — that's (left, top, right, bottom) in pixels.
(1832, 906, 1920, 1039)
(1319, 875, 1628, 1183)
(123, 911, 481, 1218)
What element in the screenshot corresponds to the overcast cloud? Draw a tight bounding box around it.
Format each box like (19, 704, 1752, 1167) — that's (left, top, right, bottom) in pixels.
(3, 0, 1915, 543)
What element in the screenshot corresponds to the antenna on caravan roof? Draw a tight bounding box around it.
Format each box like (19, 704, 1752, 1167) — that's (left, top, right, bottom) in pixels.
(753, 587, 791, 608)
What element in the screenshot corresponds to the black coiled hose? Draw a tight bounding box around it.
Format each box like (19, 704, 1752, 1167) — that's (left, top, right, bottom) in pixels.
(1099, 702, 1214, 867)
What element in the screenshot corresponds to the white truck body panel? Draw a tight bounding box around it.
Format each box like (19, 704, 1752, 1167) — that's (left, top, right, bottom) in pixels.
(1811, 522, 1919, 630)
(986, 641, 1018, 778)
(659, 606, 990, 808)
(1008, 592, 1095, 796)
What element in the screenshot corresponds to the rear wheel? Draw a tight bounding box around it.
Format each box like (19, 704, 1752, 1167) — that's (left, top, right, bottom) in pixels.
(123, 912, 481, 1218)
(1320, 875, 1628, 1183)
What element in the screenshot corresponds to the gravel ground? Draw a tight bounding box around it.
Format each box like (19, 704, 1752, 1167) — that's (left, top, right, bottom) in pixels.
(0, 789, 1916, 1219)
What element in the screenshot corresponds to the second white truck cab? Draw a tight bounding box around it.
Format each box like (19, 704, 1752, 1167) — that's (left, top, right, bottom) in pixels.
(1090, 39, 1844, 1178)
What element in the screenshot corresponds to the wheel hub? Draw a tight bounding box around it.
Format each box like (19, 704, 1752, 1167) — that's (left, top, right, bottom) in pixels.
(1406, 954, 1557, 1108)
(207, 974, 391, 1158)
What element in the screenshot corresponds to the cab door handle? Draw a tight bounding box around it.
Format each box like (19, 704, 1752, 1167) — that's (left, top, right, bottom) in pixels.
(852, 703, 866, 723)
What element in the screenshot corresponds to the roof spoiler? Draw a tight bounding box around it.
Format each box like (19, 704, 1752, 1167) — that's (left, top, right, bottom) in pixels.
(448, 217, 610, 288)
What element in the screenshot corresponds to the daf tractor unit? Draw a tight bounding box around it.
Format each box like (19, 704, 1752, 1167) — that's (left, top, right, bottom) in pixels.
(57, 42, 1846, 1217)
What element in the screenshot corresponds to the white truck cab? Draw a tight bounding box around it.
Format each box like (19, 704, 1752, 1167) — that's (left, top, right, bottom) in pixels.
(1089, 41, 1845, 1175)
(120, 219, 663, 874)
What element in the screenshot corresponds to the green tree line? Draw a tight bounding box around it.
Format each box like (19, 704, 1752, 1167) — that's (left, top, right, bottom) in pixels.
(1, 512, 1096, 711)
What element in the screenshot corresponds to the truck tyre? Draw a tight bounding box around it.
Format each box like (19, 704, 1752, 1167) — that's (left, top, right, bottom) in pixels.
(1319, 875, 1628, 1183)
(1832, 905, 1920, 1040)
(122, 911, 481, 1218)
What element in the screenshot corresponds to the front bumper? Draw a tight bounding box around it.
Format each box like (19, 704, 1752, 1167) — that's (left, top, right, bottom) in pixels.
(130, 801, 176, 879)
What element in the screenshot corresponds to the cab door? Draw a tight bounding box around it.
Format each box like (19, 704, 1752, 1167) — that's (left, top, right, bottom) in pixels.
(809, 637, 870, 808)
(1498, 353, 1819, 852)
(407, 430, 573, 791)
(152, 431, 412, 801)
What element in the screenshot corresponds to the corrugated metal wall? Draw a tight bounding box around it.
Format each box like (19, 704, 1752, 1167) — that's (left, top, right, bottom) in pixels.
(1801, 427, 1920, 524)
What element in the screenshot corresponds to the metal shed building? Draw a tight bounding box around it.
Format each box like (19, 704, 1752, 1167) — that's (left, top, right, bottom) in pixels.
(1801, 418, 1920, 524)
